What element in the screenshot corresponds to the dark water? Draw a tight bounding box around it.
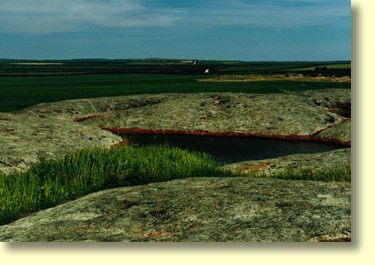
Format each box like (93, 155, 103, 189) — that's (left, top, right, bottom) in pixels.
(124, 134, 345, 165)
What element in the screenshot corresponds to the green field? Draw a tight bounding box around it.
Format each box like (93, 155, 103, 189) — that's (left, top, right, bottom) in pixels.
(0, 59, 351, 112)
(0, 73, 351, 112)
(286, 64, 351, 71)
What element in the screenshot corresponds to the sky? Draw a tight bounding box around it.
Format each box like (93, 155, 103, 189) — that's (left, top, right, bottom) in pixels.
(0, 0, 351, 61)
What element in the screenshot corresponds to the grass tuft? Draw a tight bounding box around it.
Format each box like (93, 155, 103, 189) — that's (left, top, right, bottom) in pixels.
(0, 145, 351, 226)
(0, 145, 233, 225)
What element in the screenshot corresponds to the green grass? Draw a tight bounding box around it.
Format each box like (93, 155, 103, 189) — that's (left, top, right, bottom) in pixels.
(0, 143, 351, 226)
(0, 145, 233, 226)
(0, 73, 350, 112)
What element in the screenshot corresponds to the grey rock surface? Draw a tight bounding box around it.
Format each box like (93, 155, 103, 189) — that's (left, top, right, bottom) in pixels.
(0, 89, 351, 242)
(0, 177, 351, 242)
(298, 89, 351, 109)
(223, 148, 351, 175)
(1, 89, 350, 175)
(0, 112, 122, 175)
(314, 119, 351, 144)
(78, 91, 347, 137)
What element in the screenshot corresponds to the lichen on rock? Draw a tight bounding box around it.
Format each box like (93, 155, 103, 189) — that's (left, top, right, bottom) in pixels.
(1, 89, 351, 175)
(0, 89, 351, 242)
(0, 177, 351, 242)
(223, 148, 351, 176)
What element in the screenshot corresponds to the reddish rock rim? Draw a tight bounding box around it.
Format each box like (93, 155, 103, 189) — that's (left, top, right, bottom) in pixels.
(102, 125, 351, 147)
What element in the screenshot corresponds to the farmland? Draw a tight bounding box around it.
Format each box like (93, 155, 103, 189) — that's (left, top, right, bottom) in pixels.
(0, 59, 351, 112)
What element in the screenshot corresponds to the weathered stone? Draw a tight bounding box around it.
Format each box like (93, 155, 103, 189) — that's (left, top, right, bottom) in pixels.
(314, 119, 351, 145)
(1, 89, 351, 175)
(223, 148, 351, 175)
(0, 177, 351, 242)
(0, 89, 351, 242)
(79, 91, 347, 137)
(298, 89, 351, 109)
(0, 112, 122, 175)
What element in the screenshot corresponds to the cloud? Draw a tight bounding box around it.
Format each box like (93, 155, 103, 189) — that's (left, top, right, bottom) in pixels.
(177, 0, 351, 29)
(0, 0, 182, 34)
(0, 0, 350, 35)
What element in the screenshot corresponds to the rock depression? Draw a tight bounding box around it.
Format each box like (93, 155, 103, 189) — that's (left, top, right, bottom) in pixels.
(0, 89, 351, 242)
(1, 89, 350, 175)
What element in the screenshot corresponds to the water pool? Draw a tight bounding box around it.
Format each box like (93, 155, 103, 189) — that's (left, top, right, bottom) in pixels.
(123, 134, 345, 165)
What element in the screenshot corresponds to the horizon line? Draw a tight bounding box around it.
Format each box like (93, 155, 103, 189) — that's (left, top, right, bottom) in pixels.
(0, 57, 352, 62)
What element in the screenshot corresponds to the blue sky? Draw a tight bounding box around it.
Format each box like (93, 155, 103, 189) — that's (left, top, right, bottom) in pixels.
(0, 0, 351, 61)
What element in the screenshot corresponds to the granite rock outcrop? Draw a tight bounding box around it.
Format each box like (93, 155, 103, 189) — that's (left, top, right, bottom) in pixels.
(0, 177, 351, 242)
(0, 89, 351, 242)
(223, 148, 351, 175)
(1, 89, 351, 175)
